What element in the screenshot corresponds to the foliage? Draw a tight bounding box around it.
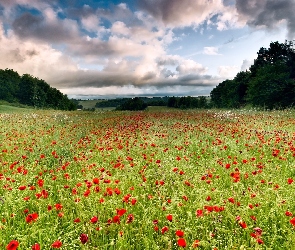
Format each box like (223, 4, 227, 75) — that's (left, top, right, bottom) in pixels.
(210, 40, 295, 109)
(0, 69, 76, 110)
(95, 97, 169, 108)
(167, 96, 208, 109)
(246, 62, 295, 109)
(116, 97, 148, 111)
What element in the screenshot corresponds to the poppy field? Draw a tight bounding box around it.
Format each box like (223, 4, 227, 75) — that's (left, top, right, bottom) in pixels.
(1, 108, 295, 249)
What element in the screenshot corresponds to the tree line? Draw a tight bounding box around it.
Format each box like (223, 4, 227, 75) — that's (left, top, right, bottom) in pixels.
(0, 69, 76, 110)
(210, 40, 295, 109)
(94, 96, 209, 111)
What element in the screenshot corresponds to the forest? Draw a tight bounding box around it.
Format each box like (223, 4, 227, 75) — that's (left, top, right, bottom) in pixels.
(0, 69, 76, 110)
(210, 40, 295, 109)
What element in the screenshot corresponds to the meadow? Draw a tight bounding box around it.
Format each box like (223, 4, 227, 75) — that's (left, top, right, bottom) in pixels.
(1, 107, 295, 249)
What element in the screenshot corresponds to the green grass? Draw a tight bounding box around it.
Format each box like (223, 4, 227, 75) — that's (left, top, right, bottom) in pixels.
(0, 104, 32, 113)
(78, 100, 101, 109)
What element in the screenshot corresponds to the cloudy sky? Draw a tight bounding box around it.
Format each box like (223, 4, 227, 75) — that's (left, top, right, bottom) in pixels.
(0, 0, 294, 98)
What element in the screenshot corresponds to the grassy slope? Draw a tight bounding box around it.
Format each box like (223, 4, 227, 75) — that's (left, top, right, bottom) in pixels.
(78, 100, 101, 109)
(0, 104, 32, 113)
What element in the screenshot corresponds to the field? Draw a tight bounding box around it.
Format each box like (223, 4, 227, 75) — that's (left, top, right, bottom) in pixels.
(1, 107, 295, 249)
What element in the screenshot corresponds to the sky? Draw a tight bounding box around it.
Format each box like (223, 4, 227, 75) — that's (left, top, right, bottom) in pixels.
(0, 0, 294, 99)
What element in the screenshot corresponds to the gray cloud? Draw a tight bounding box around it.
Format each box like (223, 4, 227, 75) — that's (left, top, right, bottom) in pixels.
(0, 0, 237, 98)
(236, 0, 295, 39)
(12, 12, 79, 43)
(137, 0, 223, 27)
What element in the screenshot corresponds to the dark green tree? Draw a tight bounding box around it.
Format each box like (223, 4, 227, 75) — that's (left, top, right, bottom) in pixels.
(0, 69, 20, 102)
(167, 96, 178, 108)
(246, 62, 295, 109)
(116, 97, 148, 111)
(18, 74, 38, 106)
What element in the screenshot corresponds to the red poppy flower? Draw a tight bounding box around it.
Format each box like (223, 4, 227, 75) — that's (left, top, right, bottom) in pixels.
(113, 215, 121, 224)
(93, 177, 99, 184)
(177, 238, 186, 248)
(192, 240, 200, 248)
(80, 234, 88, 244)
(51, 240, 62, 248)
(257, 238, 264, 244)
(166, 214, 173, 222)
(286, 211, 293, 217)
(239, 221, 247, 229)
(116, 208, 127, 217)
(90, 216, 98, 223)
(175, 230, 184, 237)
(228, 197, 235, 204)
(26, 213, 38, 223)
(196, 209, 203, 217)
(126, 214, 134, 223)
(37, 179, 44, 187)
(55, 204, 63, 210)
(83, 189, 90, 197)
(290, 217, 295, 226)
(74, 218, 81, 223)
(161, 226, 169, 234)
(6, 240, 19, 250)
(31, 243, 40, 250)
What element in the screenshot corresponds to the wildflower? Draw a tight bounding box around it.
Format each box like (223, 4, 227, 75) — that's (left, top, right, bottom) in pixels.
(290, 217, 295, 226)
(192, 240, 200, 248)
(31, 243, 40, 250)
(90, 216, 98, 223)
(177, 238, 187, 248)
(37, 179, 44, 187)
(239, 221, 247, 229)
(117, 208, 127, 216)
(285, 211, 293, 217)
(175, 230, 184, 237)
(26, 213, 38, 223)
(80, 234, 88, 244)
(93, 177, 99, 184)
(51, 240, 62, 248)
(196, 209, 203, 217)
(228, 197, 235, 204)
(161, 226, 168, 234)
(74, 218, 81, 223)
(126, 214, 134, 223)
(113, 215, 120, 224)
(166, 214, 173, 222)
(6, 240, 19, 250)
(55, 204, 63, 210)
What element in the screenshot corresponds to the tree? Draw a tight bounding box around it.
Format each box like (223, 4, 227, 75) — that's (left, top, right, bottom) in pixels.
(167, 96, 178, 108)
(210, 40, 295, 109)
(250, 41, 295, 77)
(0, 69, 21, 102)
(116, 97, 148, 111)
(246, 62, 295, 109)
(18, 74, 38, 106)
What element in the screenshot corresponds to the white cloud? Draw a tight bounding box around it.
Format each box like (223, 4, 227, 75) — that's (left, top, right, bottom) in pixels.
(203, 47, 221, 55)
(218, 65, 239, 78)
